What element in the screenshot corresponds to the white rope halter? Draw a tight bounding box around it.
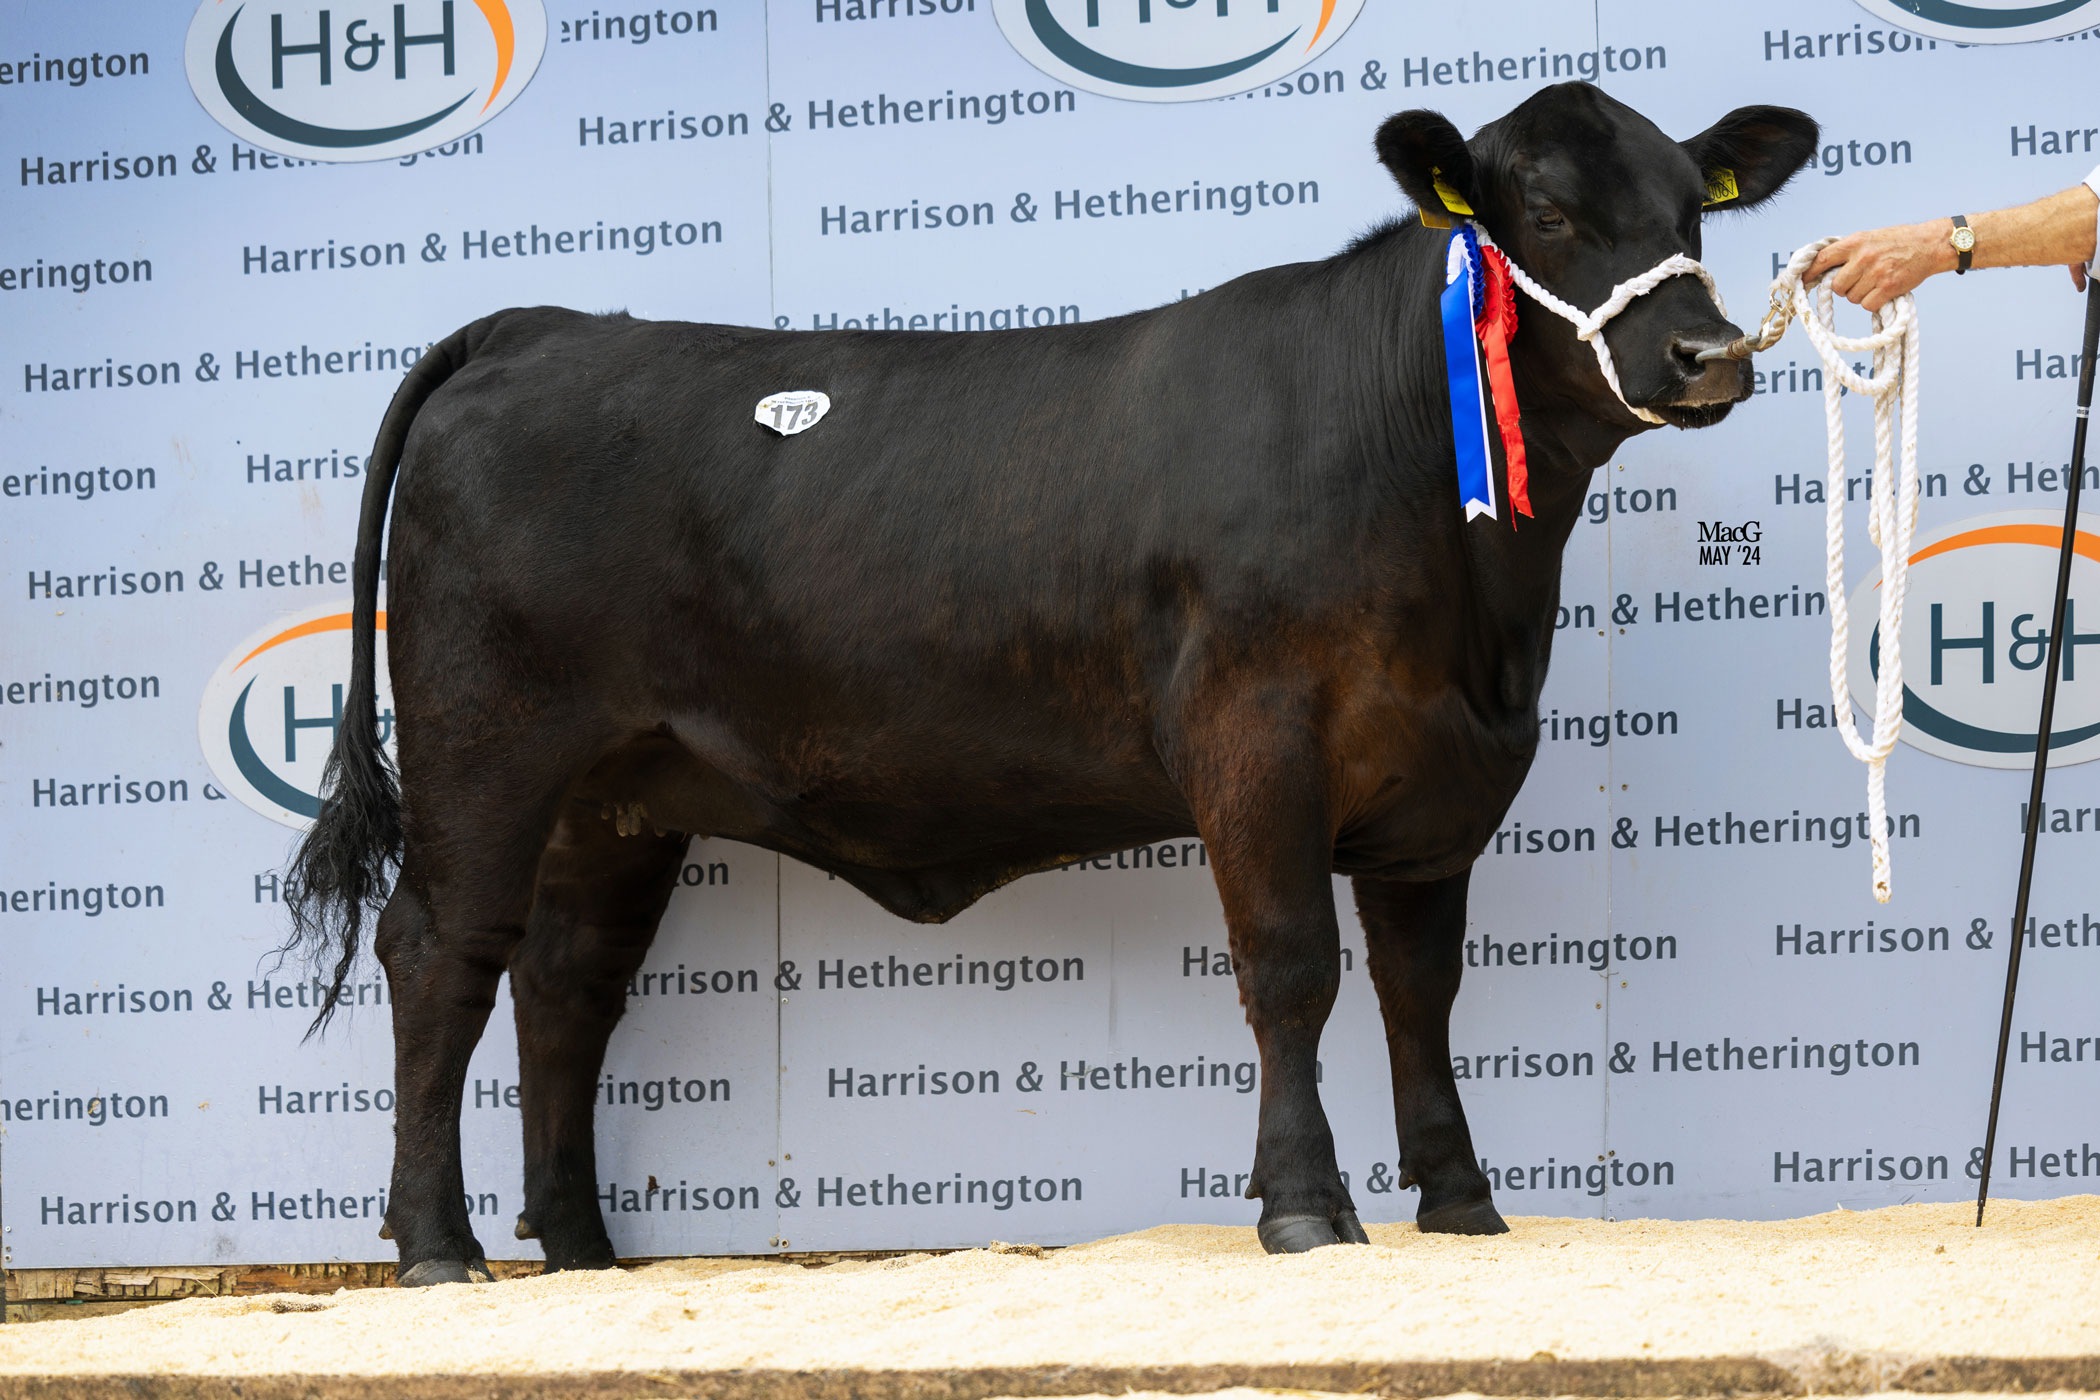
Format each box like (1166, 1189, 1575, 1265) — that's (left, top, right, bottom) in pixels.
(1468, 223, 1921, 902)
(1725, 238, 1921, 903)
(1468, 222, 1724, 425)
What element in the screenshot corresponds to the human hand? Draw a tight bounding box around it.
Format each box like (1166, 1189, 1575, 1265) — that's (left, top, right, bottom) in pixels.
(1805, 221, 1952, 312)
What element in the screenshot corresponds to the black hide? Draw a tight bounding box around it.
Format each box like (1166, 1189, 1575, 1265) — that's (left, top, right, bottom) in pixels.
(287, 82, 1816, 1278)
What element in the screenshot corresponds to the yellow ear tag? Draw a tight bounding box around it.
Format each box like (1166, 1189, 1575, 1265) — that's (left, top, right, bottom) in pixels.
(1702, 167, 1739, 206)
(1432, 168, 1475, 215)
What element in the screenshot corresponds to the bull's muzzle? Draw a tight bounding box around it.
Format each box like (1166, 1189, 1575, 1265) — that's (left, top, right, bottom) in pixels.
(1666, 328, 1753, 407)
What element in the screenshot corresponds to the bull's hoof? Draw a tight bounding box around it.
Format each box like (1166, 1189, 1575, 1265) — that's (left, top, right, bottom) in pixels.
(514, 1215, 539, 1240)
(534, 1227, 618, 1272)
(1258, 1214, 1335, 1252)
(399, 1258, 494, 1287)
(1418, 1199, 1510, 1236)
(1258, 1209, 1369, 1254)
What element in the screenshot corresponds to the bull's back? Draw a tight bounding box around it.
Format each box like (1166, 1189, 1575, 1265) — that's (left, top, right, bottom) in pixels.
(400, 305, 1359, 686)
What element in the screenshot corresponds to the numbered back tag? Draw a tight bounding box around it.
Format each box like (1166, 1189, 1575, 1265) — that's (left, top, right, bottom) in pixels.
(756, 390, 831, 436)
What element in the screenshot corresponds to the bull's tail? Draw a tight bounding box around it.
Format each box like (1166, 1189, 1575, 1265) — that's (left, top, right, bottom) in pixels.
(283, 321, 479, 1036)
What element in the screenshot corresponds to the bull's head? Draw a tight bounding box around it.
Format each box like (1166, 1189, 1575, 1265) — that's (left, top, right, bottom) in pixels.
(1377, 83, 1818, 430)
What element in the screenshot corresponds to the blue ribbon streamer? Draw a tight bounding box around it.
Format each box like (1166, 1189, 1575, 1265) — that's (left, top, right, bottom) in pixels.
(1440, 227, 1496, 521)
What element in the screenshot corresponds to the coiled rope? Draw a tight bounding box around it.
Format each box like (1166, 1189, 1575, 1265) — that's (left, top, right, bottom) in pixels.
(1714, 239, 1920, 903)
(1469, 223, 1921, 902)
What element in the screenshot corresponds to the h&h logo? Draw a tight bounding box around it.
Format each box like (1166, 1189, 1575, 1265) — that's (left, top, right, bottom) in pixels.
(184, 0, 546, 162)
(1850, 0, 2100, 45)
(198, 599, 394, 827)
(992, 0, 1364, 102)
(1848, 511, 2100, 769)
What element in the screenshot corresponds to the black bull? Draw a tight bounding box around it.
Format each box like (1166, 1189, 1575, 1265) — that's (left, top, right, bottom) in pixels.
(289, 83, 1818, 1283)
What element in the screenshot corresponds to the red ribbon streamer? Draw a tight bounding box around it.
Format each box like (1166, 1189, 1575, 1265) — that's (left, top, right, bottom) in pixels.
(1475, 248, 1532, 522)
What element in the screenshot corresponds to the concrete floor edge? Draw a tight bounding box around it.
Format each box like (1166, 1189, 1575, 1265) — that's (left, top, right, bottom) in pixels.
(2, 1356, 2100, 1399)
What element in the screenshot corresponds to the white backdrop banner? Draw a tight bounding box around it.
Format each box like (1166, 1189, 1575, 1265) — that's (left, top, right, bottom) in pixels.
(4, 0, 2099, 1269)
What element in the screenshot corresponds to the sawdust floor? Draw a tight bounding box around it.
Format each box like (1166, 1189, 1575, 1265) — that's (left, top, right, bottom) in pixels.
(2, 1198, 2096, 1381)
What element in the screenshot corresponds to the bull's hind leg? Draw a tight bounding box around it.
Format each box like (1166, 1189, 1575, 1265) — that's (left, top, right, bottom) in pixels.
(510, 799, 687, 1270)
(1353, 871, 1508, 1235)
(377, 765, 576, 1286)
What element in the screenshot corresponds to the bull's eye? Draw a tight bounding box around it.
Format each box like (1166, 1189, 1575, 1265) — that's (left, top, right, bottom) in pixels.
(1536, 212, 1565, 232)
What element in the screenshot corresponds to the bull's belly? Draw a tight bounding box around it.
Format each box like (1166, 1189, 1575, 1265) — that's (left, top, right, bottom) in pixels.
(568, 729, 1196, 922)
(564, 720, 1529, 921)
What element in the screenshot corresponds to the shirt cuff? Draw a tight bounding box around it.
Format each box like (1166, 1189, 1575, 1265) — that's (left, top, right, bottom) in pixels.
(2088, 165, 2099, 273)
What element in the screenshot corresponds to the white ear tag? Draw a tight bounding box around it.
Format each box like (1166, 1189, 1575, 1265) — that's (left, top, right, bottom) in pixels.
(755, 390, 830, 435)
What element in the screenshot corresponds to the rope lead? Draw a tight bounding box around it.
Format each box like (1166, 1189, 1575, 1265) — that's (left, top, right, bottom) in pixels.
(1475, 225, 1920, 901)
(1711, 241, 1922, 901)
(1757, 241, 1921, 903)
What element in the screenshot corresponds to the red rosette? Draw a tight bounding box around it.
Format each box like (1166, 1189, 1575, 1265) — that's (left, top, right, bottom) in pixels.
(1474, 247, 1532, 522)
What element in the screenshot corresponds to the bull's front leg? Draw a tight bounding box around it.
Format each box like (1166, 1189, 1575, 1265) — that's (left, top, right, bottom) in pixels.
(1181, 722, 1367, 1254)
(1352, 870, 1508, 1234)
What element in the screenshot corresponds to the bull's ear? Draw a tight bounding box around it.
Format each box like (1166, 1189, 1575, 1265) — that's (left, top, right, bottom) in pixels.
(1376, 109, 1476, 228)
(1682, 105, 1819, 211)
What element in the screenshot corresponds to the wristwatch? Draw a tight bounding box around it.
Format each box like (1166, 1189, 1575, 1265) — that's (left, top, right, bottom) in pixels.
(1949, 214, 1975, 274)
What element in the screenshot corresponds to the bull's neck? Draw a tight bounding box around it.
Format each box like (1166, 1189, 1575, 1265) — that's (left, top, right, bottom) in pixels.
(1346, 221, 1636, 695)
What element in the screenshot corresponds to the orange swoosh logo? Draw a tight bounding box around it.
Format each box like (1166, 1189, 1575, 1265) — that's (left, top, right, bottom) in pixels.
(238, 611, 387, 669)
(1908, 523, 2100, 569)
(1305, 0, 1336, 50)
(472, 0, 515, 112)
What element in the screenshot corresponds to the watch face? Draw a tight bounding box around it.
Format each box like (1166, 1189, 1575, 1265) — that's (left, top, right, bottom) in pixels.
(1952, 227, 1977, 252)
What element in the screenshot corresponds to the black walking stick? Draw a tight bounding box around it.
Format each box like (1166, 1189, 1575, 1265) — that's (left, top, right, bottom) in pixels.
(1976, 276, 2100, 1226)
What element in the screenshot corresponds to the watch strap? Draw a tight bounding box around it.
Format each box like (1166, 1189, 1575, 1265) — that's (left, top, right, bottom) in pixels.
(1951, 213, 1972, 274)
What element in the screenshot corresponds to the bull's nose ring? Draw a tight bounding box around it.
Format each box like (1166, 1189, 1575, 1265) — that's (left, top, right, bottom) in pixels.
(1694, 339, 1756, 363)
